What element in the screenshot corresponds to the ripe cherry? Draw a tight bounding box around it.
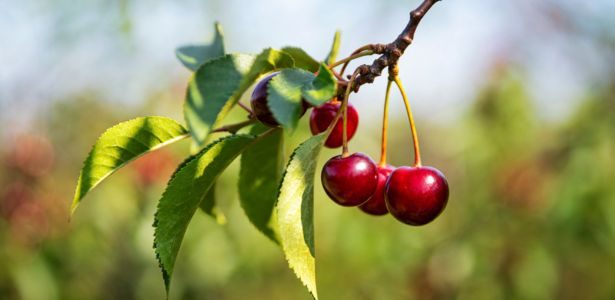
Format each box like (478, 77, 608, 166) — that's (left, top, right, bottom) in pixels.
(359, 165, 394, 216)
(310, 102, 359, 148)
(250, 72, 308, 127)
(321, 153, 378, 207)
(385, 166, 449, 226)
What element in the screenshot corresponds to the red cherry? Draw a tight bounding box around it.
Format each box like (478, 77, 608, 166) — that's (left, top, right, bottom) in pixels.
(385, 166, 449, 226)
(359, 165, 394, 216)
(321, 153, 378, 207)
(309, 102, 359, 148)
(250, 72, 308, 127)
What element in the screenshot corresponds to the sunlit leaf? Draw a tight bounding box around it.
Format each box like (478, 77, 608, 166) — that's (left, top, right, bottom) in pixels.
(282, 47, 319, 72)
(184, 54, 254, 147)
(176, 22, 225, 71)
(238, 125, 284, 243)
(153, 134, 255, 294)
(276, 133, 327, 299)
(72, 116, 188, 214)
(302, 64, 337, 106)
(199, 181, 226, 224)
(268, 68, 314, 130)
(268, 66, 336, 130)
(184, 49, 294, 146)
(171, 154, 226, 224)
(325, 30, 341, 65)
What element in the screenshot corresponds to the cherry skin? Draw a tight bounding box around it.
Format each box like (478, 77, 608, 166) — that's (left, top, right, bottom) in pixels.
(310, 102, 359, 148)
(359, 165, 395, 216)
(385, 166, 449, 226)
(250, 72, 308, 127)
(321, 153, 378, 207)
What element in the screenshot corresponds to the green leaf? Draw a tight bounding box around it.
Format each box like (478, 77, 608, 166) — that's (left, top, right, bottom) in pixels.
(325, 30, 341, 65)
(184, 54, 254, 147)
(72, 116, 188, 214)
(153, 134, 255, 294)
(268, 67, 336, 129)
(267, 68, 314, 130)
(282, 47, 319, 72)
(184, 48, 294, 146)
(276, 133, 327, 300)
(199, 182, 226, 224)
(176, 22, 225, 71)
(238, 125, 284, 243)
(302, 64, 337, 106)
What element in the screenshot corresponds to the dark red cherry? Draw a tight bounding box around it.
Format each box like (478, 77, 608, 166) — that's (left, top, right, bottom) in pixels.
(385, 166, 449, 226)
(321, 153, 378, 207)
(359, 165, 394, 216)
(310, 102, 359, 148)
(250, 72, 308, 127)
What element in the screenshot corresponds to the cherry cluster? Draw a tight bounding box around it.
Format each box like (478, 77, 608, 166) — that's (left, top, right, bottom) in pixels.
(250, 71, 449, 226)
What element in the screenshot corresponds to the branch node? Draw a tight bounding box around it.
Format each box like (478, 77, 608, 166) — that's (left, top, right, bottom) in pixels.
(349, 0, 438, 90)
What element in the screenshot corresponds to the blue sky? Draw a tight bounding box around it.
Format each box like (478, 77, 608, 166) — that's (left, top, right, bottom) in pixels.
(1, 0, 613, 128)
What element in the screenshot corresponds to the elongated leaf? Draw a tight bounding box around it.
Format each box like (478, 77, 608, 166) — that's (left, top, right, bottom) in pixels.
(176, 22, 225, 71)
(238, 125, 284, 243)
(268, 67, 336, 130)
(184, 49, 294, 146)
(277, 133, 327, 299)
(282, 47, 319, 72)
(170, 154, 226, 224)
(268, 68, 314, 130)
(325, 31, 341, 65)
(302, 64, 337, 106)
(184, 54, 254, 146)
(72, 116, 188, 213)
(199, 182, 226, 224)
(154, 134, 255, 294)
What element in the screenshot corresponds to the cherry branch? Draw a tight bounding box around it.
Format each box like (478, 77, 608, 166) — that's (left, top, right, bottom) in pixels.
(350, 0, 441, 91)
(211, 119, 257, 134)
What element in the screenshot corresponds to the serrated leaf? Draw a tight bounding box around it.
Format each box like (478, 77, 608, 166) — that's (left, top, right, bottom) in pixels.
(238, 125, 284, 243)
(302, 64, 337, 106)
(277, 133, 328, 300)
(184, 54, 255, 146)
(267, 68, 314, 130)
(268, 67, 336, 129)
(199, 181, 226, 224)
(184, 49, 294, 146)
(72, 116, 188, 214)
(168, 153, 227, 224)
(325, 30, 341, 65)
(153, 134, 255, 294)
(282, 47, 319, 72)
(176, 22, 225, 71)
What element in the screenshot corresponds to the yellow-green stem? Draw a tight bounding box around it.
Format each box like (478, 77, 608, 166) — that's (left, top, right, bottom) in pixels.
(393, 76, 422, 167)
(379, 80, 393, 167)
(328, 51, 374, 69)
(341, 70, 360, 157)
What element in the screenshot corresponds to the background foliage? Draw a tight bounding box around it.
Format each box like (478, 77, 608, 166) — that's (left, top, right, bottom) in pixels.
(1, 0, 614, 299)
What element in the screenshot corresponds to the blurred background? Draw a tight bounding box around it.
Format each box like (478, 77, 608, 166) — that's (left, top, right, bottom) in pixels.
(1, 0, 615, 299)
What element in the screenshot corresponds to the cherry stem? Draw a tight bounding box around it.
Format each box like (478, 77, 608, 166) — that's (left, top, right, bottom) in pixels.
(211, 118, 257, 134)
(339, 45, 379, 76)
(256, 127, 279, 140)
(341, 70, 360, 158)
(328, 50, 374, 69)
(393, 76, 422, 167)
(379, 80, 393, 167)
(237, 101, 253, 115)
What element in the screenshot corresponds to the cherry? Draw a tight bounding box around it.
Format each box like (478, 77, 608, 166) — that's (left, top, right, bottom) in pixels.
(250, 72, 308, 127)
(359, 165, 394, 216)
(385, 166, 449, 226)
(321, 153, 378, 207)
(310, 102, 359, 148)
